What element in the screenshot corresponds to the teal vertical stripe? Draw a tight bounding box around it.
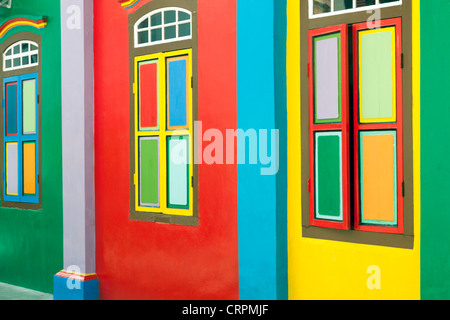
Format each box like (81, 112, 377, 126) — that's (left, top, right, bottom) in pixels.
(237, 0, 287, 300)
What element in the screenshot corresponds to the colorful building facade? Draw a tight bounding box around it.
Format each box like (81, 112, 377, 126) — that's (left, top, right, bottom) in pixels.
(0, 0, 449, 300)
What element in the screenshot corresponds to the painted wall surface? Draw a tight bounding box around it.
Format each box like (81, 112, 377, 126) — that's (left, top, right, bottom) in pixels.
(0, 2, 63, 294)
(420, 0, 450, 300)
(287, 0, 421, 300)
(94, 0, 239, 299)
(60, 0, 95, 276)
(237, 0, 287, 300)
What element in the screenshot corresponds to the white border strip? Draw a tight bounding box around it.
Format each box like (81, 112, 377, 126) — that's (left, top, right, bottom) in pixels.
(309, 0, 402, 19)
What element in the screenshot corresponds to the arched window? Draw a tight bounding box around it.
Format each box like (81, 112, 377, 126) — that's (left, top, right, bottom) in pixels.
(134, 7, 192, 47)
(1, 33, 41, 208)
(3, 40, 39, 71)
(129, 0, 198, 226)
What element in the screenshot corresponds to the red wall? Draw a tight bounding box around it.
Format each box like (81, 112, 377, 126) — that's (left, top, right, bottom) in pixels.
(94, 0, 238, 299)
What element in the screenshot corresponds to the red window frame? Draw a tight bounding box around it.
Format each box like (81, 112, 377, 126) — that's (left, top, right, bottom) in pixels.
(308, 24, 350, 230)
(352, 18, 404, 234)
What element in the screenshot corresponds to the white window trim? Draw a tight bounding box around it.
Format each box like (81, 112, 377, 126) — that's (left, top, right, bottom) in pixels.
(134, 7, 192, 48)
(3, 40, 39, 72)
(309, 0, 402, 19)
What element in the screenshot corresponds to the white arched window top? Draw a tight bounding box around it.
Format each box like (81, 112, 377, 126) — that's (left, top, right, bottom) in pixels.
(3, 40, 39, 71)
(134, 7, 192, 48)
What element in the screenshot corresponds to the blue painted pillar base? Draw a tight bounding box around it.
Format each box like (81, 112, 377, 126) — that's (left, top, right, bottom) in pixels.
(53, 271, 99, 300)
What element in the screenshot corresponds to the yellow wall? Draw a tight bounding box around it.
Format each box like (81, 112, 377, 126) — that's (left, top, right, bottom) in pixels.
(287, 0, 421, 300)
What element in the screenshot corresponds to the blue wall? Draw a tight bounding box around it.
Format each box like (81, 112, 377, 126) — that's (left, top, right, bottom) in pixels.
(237, 0, 287, 300)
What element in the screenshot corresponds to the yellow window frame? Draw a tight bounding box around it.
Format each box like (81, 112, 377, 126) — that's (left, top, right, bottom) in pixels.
(134, 48, 193, 217)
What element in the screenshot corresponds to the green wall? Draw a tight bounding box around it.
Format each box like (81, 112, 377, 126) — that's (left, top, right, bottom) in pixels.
(420, 0, 450, 300)
(0, 1, 62, 294)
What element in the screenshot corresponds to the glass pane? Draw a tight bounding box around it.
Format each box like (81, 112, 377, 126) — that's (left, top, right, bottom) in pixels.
(334, 0, 353, 11)
(22, 43, 29, 53)
(164, 10, 176, 24)
(30, 44, 38, 51)
(22, 56, 29, 65)
(30, 55, 38, 64)
(379, 0, 400, 3)
(5, 59, 12, 69)
(13, 57, 20, 67)
(178, 23, 191, 37)
(13, 44, 20, 54)
(356, 0, 376, 7)
(178, 11, 190, 22)
(165, 26, 176, 40)
(151, 12, 162, 26)
(313, 0, 331, 14)
(138, 18, 148, 29)
(5, 49, 12, 56)
(151, 28, 162, 42)
(137, 30, 149, 44)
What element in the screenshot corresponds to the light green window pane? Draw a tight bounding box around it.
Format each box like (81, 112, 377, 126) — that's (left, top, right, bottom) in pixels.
(360, 30, 395, 121)
(22, 56, 29, 65)
(13, 58, 20, 67)
(22, 43, 29, 53)
(5, 60, 11, 68)
(13, 45, 20, 54)
(23, 79, 36, 135)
